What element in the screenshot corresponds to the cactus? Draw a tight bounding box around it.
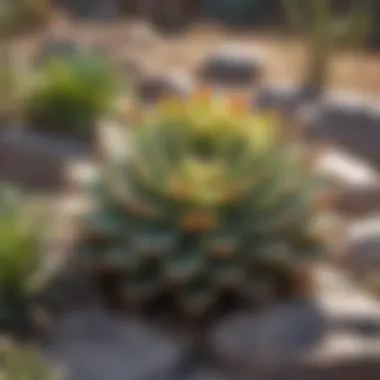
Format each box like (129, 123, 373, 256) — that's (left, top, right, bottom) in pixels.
(283, 0, 375, 96)
(0, 337, 63, 380)
(0, 187, 45, 335)
(81, 90, 333, 318)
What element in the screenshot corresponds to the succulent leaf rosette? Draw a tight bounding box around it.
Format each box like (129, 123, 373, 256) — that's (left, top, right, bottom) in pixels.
(82, 89, 333, 317)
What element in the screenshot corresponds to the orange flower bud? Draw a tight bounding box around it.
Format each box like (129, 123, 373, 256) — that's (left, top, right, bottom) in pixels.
(169, 180, 193, 198)
(229, 94, 249, 115)
(181, 211, 218, 231)
(193, 86, 213, 103)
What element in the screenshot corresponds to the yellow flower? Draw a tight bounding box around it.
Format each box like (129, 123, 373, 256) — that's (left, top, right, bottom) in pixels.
(246, 115, 278, 151)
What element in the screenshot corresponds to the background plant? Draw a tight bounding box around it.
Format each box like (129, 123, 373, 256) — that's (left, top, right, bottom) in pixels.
(0, 186, 45, 335)
(24, 53, 120, 137)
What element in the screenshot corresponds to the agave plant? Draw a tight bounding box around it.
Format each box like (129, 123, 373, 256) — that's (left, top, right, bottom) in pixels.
(80, 89, 334, 318)
(0, 186, 45, 334)
(24, 53, 120, 138)
(0, 337, 63, 380)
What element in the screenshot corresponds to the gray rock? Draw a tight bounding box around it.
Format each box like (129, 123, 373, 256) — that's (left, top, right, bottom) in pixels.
(303, 98, 380, 168)
(0, 129, 89, 191)
(43, 306, 189, 380)
(34, 37, 80, 67)
(211, 266, 380, 379)
(136, 74, 193, 105)
(254, 85, 308, 116)
(197, 45, 262, 89)
(54, 0, 120, 21)
(126, 22, 160, 49)
(314, 147, 380, 217)
(342, 217, 380, 295)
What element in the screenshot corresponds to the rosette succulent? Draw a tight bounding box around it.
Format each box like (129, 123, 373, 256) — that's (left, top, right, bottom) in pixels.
(81, 89, 333, 318)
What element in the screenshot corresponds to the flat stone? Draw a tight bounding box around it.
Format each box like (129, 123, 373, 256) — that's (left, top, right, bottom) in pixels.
(43, 306, 188, 380)
(342, 217, 380, 294)
(197, 44, 263, 89)
(302, 97, 380, 169)
(0, 129, 89, 191)
(254, 84, 308, 116)
(55, 0, 120, 21)
(314, 147, 380, 216)
(136, 74, 194, 105)
(211, 265, 380, 380)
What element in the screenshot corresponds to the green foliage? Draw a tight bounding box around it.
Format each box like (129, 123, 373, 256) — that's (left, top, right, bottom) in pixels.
(25, 54, 120, 137)
(0, 187, 43, 333)
(81, 91, 333, 317)
(0, 337, 63, 380)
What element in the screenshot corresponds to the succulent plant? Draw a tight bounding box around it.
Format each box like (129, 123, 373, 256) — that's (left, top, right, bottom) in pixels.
(24, 53, 120, 138)
(81, 90, 333, 318)
(0, 187, 45, 335)
(0, 336, 63, 380)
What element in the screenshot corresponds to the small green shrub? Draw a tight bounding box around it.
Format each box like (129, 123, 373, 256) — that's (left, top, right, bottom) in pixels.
(0, 187, 44, 334)
(25, 54, 120, 138)
(0, 337, 64, 379)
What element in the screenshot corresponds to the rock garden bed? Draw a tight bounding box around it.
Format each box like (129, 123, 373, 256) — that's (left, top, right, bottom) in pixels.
(3, 28, 380, 380)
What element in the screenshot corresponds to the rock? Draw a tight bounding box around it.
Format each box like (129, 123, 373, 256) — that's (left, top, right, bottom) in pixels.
(197, 44, 263, 90)
(43, 306, 189, 380)
(342, 217, 380, 295)
(136, 74, 194, 105)
(126, 22, 160, 49)
(0, 129, 89, 191)
(34, 37, 80, 66)
(211, 265, 380, 379)
(54, 0, 120, 21)
(302, 96, 380, 169)
(314, 147, 380, 216)
(182, 368, 230, 380)
(254, 84, 312, 117)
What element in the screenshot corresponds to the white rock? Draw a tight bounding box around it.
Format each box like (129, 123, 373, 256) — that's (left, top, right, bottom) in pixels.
(315, 147, 379, 188)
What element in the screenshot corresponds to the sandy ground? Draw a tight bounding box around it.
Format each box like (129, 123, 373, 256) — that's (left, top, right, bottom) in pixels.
(12, 20, 380, 102)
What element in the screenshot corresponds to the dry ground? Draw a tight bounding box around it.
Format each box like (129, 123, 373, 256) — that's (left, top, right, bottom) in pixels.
(12, 20, 380, 102)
